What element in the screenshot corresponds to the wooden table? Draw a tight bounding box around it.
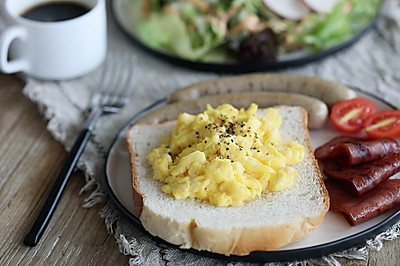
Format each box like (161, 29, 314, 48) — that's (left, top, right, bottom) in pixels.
(0, 73, 399, 265)
(0, 74, 128, 265)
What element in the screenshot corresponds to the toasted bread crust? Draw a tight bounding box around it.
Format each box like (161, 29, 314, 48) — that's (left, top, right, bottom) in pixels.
(140, 204, 328, 255)
(298, 107, 330, 214)
(126, 130, 144, 216)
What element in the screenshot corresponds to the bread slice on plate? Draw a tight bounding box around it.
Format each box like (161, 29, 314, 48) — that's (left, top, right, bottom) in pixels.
(126, 105, 329, 256)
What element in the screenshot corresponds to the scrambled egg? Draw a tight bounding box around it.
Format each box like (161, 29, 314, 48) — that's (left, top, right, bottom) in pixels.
(147, 103, 304, 207)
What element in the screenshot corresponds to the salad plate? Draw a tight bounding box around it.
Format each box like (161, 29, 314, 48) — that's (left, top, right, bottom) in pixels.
(104, 89, 400, 262)
(111, 0, 381, 73)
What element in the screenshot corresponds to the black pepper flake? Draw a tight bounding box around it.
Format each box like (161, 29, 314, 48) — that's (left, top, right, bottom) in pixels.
(226, 148, 229, 151)
(168, 152, 172, 156)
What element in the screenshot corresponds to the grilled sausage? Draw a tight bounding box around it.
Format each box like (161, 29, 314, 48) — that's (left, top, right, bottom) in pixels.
(169, 73, 356, 108)
(137, 92, 328, 129)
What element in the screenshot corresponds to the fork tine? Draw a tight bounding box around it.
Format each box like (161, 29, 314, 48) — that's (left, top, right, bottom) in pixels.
(106, 53, 126, 105)
(94, 51, 137, 109)
(116, 53, 137, 102)
(108, 52, 137, 106)
(102, 52, 126, 105)
(123, 54, 137, 100)
(114, 54, 129, 95)
(98, 53, 115, 95)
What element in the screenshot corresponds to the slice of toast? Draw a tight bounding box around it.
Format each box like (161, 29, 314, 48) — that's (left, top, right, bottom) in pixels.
(126, 106, 329, 256)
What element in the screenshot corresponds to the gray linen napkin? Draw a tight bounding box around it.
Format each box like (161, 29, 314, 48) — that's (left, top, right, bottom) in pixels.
(1, 0, 400, 265)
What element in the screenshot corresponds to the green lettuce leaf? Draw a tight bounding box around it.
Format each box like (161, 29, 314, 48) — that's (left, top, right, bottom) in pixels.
(295, 1, 352, 50)
(136, 9, 226, 60)
(349, 0, 381, 32)
(295, 0, 380, 51)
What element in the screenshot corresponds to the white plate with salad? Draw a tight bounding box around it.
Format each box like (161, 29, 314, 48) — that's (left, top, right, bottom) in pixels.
(111, 0, 381, 72)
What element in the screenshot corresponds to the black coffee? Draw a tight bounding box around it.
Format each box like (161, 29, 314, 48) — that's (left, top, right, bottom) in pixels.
(21, 2, 90, 22)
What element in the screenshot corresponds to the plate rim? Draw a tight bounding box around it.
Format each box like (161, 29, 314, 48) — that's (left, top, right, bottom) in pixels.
(103, 88, 400, 263)
(110, 0, 381, 73)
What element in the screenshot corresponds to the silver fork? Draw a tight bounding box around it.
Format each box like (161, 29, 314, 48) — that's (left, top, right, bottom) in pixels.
(24, 52, 137, 247)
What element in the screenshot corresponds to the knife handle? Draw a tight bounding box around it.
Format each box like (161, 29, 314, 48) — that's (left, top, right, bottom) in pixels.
(24, 128, 92, 247)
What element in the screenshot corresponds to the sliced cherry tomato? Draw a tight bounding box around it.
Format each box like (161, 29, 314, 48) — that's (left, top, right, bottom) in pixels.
(330, 97, 377, 133)
(364, 110, 400, 139)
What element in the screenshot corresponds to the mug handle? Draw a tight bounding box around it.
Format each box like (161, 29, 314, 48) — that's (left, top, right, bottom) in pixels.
(0, 26, 29, 74)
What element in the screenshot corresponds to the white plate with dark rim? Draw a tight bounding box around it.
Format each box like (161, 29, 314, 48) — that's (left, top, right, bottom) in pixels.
(111, 0, 381, 74)
(104, 89, 400, 263)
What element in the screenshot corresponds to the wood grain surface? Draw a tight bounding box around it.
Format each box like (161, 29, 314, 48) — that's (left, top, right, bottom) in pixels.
(0, 74, 128, 265)
(0, 73, 399, 265)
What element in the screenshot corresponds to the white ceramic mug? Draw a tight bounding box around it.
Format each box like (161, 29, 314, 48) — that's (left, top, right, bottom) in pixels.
(0, 0, 107, 80)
